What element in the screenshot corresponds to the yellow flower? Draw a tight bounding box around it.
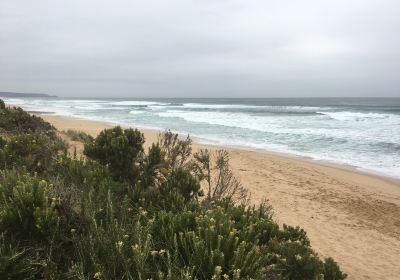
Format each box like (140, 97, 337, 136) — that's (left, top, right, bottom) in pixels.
(116, 241, 124, 250)
(214, 266, 222, 274)
(139, 207, 147, 216)
(295, 254, 302, 261)
(131, 244, 139, 253)
(94, 272, 102, 279)
(233, 269, 241, 278)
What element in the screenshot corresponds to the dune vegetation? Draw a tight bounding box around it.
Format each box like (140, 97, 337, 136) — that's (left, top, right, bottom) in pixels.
(0, 99, 346, 279)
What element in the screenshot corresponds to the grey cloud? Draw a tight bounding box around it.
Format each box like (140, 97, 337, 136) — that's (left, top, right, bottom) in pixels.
(0, 0, 399, 97)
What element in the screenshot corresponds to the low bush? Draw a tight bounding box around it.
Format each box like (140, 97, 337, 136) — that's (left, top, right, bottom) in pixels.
(0, 171, 58, 240)
(84, 126, 144, 183)
(0, 132, 65, 174)
(0, 238, 43, 280)
(164, 167, 201, 201)
(0, 105, 57, 140)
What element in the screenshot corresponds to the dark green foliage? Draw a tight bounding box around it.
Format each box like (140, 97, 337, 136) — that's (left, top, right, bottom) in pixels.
(0, 105, 57, 140)
(0, 171, 58, 240)
(0, 241, 42, 280)
(54, 155, 121, 194)
(153, 203, 267, 279)
(268, 238, 324, 279)
(147, 143, 163, 168)
(165, 167, 201, 201)
(324, 258, 347, 280)
(138, 143, 164, 189)
(84, 126, 144, 183)
(0, 105, 346, 279)
(1, 132, 64, 174)
(0, 136, 5, 149)
(277, 224, 310, 246)
(0, 99, 5, 110)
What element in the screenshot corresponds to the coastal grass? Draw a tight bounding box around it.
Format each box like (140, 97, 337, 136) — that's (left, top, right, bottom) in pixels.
(0, 99, 346, 279)
(63, 129, 93, 143)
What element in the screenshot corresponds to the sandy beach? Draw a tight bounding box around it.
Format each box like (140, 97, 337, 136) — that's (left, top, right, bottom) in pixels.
(42, 114, 400, 280)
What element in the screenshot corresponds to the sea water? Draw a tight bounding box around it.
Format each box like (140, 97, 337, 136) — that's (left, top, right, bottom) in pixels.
(4, 97, 400, 179)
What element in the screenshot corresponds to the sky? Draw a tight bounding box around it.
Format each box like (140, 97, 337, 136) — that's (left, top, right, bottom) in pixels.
(0, 0, 399, 98)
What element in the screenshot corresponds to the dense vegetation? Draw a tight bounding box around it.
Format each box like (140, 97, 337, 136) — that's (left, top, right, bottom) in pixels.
(0, 99, 346, 279)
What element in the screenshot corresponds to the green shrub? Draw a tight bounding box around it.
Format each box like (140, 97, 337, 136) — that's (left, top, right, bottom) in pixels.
(178, 208, 265, 278)
(0, 104, 57, 140)
(137, 143, 164, 190)
(266, 224, 347, 279)
(0, 238, 42, 280)
(70, 190, 158, 279)
(0, 171, 58, 240)
(277, 224, 310, 246)
(0, 99, 5, 110)
(324, 257, 347, 280)
(1, 132, 64, 174)
(269, 239, 324, 279)
(164, 167, 201, 202)
(52, 155, 129, 214)
(54, 155, 121, 193)
(151, 202, 278, 279)
(84, 126, 144, 183)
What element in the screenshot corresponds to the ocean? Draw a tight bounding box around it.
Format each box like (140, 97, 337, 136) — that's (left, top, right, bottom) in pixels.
(4, 97, 400, 179)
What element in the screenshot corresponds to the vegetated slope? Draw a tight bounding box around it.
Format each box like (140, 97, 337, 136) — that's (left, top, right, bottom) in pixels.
(0, 99, 346, 279)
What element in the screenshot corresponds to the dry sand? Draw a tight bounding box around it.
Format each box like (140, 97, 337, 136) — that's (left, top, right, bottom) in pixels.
(42, 114, 400, 280)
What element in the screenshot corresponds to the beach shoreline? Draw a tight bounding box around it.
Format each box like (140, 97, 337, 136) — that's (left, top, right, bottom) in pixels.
(38, 112, 400, 185)
(6, 97, 400, 181)
(36, 113, 400, 279)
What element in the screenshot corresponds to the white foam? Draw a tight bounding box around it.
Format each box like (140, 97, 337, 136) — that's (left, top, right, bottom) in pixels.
(109, 101, 165, 106)
(181, 103, 324, 112)
(3, 97, 399, 179)
(318, 111, 399, 122)
(129, 110, 146, 115)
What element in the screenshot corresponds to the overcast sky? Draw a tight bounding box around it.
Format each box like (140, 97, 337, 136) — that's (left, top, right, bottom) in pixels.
(0, 0, 399, 98)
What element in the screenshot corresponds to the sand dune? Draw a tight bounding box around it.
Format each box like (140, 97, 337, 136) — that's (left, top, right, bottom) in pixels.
(42, 115, 400, 280)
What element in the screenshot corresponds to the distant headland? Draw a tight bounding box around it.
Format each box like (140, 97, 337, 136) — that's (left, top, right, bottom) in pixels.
(0, 92, 57, 98)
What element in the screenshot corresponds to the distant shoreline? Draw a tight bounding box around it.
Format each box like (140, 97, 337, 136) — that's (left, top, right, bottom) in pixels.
(0, 92, 57, 98)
